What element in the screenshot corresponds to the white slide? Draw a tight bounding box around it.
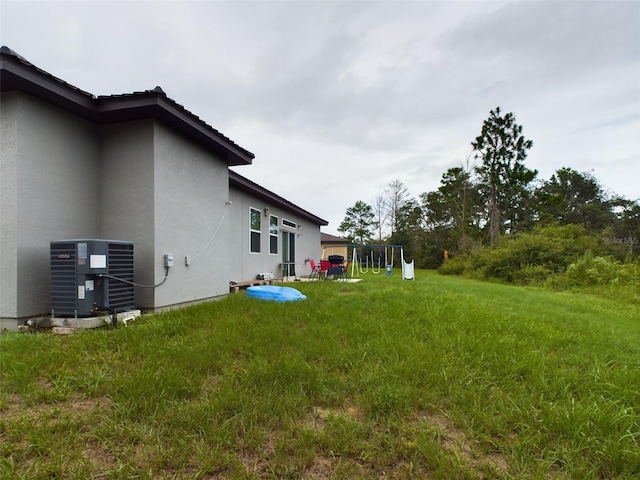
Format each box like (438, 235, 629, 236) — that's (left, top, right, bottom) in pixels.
(402, 259, 415, 280)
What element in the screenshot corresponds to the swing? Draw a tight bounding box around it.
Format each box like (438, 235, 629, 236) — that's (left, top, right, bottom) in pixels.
(385, 247, 393, 276)
(371, 251, 381, 274)
(348, 244, 404, 278)
(360, 257, 369, 273)
(349, 248, 363, 275)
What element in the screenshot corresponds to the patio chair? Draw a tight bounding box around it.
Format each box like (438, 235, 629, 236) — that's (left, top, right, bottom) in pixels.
(309, 259, 322, 280)
(342, 260, 351, 279)
(320, 260, 330, 278)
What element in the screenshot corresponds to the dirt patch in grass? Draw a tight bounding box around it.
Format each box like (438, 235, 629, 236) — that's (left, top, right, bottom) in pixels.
(419, 410, 510, 477)
(0, 393, 25, 419)
(236, 429, 340, 480)
(302, 454, 337, 480)
(1, 392, 118, 474)
(305, 404, 364, 431)
(1, 391, 112, 420)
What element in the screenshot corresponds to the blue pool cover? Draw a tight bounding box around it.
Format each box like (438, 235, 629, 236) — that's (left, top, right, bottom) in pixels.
(245, 285, 307, 302)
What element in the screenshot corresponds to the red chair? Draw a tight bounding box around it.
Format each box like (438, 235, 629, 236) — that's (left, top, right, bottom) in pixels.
(309, 259, 322, 280)
(343, 260, 351, 279)
(320, 260, 330, 278)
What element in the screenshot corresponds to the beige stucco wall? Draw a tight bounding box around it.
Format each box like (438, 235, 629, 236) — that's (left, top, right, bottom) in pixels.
(320, 243, 349, 260)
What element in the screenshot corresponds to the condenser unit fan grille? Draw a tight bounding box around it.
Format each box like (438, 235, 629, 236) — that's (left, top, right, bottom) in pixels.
(50, 239, 135, 317)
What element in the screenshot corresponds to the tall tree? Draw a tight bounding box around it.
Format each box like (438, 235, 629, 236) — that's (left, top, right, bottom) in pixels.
(610, 197, 640, 257)
(472, 107, 535, 245)
(420, 166, 482, 262)
(338, 200, 375, 244)
(388, 198, 424, 263)
(437, 166, 482, 247)
(385, 179, 410, 235)
(372, 192, 388, 242)
(534, 167, 614, 232)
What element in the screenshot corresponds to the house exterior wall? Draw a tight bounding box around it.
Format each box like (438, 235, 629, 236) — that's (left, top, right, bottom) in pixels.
(292, 220, 323, 279)
(100, 121, 231, 310)
(1, 92, 101, 328)
(0, 92, 18, 324)
(228, 186, 322, 281)
(99, 121, 156, 308)
(152, 122, 230, 307)
(0, 61, 327, 330)
(0, 97, 236, 329)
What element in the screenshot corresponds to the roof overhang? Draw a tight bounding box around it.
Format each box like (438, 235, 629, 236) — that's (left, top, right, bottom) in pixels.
(0, 46, 254, 166)
(229, 170, 329, 226)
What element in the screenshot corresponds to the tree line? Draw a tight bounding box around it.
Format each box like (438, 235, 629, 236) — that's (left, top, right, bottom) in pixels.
(338, 107, 639, 273)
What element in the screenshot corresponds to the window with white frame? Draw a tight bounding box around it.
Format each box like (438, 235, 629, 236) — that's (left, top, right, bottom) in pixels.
(269, 215, 278, 254)
(250, 207, 261, 253)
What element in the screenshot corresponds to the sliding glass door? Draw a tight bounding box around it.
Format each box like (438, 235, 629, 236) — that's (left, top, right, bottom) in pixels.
(281, 231, 296, 277)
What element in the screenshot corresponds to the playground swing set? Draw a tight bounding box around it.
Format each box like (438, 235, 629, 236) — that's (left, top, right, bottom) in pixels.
(320, 244, 414, 280)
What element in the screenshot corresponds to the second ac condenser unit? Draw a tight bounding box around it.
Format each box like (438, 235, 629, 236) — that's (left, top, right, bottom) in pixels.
(50, 239, 135, 317)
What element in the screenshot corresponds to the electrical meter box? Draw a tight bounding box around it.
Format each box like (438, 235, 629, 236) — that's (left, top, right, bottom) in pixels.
(50, 239, 135, 317)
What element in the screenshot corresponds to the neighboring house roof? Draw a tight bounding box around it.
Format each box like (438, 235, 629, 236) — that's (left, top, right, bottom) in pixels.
(0, 46, 254, 166)
(230, 170, 328, 226)
(321, 232, 349, 244)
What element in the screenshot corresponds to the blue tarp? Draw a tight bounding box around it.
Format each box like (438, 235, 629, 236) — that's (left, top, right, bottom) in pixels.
(245, 285, 307, 302)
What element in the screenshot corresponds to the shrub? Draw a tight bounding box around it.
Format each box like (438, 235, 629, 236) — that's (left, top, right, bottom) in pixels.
(439, 224, 602, 284)
(418, 245, 446, 269)
(511, 264, 555, 286)
(565, 251, 640, 287)
(479, 225, 599, 282)
(438, 256, 469, 276)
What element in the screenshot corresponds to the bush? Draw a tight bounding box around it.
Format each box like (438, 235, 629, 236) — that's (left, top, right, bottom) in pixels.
(565, 251, 640, 287)
(437, 224, 640, 289)
(477, 224, 599, 283)
(417, 245, 446, 269)
(439, 224, 602, 284)
(511, 264, 555, 286)
(438, 256, 469, 276)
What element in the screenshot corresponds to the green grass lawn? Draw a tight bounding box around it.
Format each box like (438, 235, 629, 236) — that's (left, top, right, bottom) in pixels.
(1, 270, 639, 479)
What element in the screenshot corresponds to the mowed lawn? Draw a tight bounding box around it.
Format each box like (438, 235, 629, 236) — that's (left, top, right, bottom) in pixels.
(1, 270, 639, 479)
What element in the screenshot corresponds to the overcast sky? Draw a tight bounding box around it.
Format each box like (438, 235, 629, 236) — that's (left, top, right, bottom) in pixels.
(2, 0, 638, 234)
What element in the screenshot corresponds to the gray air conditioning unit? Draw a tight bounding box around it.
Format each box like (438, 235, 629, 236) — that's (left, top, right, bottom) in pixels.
(50, 239, 135, 317)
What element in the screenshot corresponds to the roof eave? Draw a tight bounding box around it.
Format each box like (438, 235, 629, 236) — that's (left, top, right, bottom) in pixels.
(0, 56, 98, 121)
(230, 171, 329, 226)
(96, 94, 254, 166)
(0, 47, 254, 167)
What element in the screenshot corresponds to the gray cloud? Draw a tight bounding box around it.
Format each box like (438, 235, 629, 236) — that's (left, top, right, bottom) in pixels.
(2, 0, 638, 234)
